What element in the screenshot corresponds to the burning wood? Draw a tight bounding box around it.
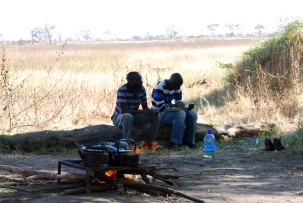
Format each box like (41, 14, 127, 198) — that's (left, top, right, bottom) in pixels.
(134, 141, 160, 153)
(123, 174, 140, 182)
(104, 170, 117, 178)
(0, 160, 206, 202)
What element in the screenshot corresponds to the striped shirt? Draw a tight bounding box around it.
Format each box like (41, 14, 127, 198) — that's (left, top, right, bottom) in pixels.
(151, 80, 182, 112)
(112, 83, 147, 118)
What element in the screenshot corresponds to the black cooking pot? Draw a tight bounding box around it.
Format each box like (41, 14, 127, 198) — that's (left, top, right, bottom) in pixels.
(110, 139, 139, 167)
(78, 139, 140, 167)
(78, 144, 110, 167)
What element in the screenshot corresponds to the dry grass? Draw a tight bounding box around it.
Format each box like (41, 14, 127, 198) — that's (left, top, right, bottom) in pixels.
(1, 38, 272, 133)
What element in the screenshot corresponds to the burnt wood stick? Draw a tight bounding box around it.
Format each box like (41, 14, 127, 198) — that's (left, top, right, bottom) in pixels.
(153, 176, 174, 185)
(124, 181, 206, 202)
(0, 165, 85, 181)
(32, 185, 84, 192)
(26, 173, 85, 181)
(155, 174, 180, 180)
(94, 173, 206, 203)
(61, 185, 114, 195)
(0, 185, 34, 193)
(109, 168, 156, 175)
(140, 173, 151, 184)
(0, 176, 25, 182)
(0, 165, 38, 177)
(155, 167, 178, 172)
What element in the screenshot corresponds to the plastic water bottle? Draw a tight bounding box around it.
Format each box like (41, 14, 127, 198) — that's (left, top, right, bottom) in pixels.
(203, 129, 215, 159)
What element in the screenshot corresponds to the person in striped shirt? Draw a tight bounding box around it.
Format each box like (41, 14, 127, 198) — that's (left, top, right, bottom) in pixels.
(112, 72, 160, 147)
(151, 73, 199, 150)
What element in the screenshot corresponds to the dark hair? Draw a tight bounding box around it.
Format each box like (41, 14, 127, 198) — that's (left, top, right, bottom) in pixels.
(170, 73, 183, 85)
(127, 72, 141, 80)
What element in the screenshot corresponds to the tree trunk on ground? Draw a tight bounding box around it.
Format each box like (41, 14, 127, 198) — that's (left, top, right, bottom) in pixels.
(0, 123, 275, 151)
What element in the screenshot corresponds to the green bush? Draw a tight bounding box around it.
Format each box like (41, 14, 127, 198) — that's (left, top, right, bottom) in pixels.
(230, 20, 303, 91)
(283, 122, 303, 154)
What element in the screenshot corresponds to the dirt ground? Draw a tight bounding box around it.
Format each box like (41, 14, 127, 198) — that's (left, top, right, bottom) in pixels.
(1, 143, 303, 203)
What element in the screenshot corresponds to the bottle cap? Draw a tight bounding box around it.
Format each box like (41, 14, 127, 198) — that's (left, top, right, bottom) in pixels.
(207, 129, 215, 134)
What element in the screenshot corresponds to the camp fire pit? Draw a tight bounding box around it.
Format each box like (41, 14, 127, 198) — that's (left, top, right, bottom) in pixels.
(57, 160, 156, 193)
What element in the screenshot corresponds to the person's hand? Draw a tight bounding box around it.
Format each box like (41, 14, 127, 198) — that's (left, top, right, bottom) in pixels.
(175, 102, 185, 107)
(142, 108, 158, 116)
(187, 103, 195, 110)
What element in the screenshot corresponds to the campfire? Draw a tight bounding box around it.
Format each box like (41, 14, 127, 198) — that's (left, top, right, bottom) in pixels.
(56, 159, 204, 202)
(134, 141, 160, 153)
(0, 139, 205, 202)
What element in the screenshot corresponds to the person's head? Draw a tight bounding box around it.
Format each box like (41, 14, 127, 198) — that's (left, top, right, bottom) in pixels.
(126, 72, 143, 90)
(168, 73, 183, 90)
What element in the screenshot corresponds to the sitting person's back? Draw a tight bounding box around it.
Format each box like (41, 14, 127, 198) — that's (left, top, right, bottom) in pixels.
(112, 71, 160, 147)
(151, 73, 199, 150)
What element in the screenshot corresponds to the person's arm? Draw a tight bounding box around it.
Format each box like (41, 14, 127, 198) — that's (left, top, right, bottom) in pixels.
(152, 88, 168, 112)
(172, 89, 185, 107)
(171, 89, 195, 110)
(119, 103, 143, 114)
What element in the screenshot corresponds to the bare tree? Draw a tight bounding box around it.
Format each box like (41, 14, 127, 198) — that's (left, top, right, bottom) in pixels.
(207, 24, 219, 36)
(57, 33, 62, 42)
(31, 27, 45, 44)
(255, 24, 265, 36)
(225, 23, 242, 36)
(165, 25, 179, 39)
(44, 24, 56, 45)
(102, 30, 112, 40)
(76, 30, 92, 41)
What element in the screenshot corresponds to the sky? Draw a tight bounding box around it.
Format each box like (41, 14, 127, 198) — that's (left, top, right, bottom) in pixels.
(0, 0, 303, 40)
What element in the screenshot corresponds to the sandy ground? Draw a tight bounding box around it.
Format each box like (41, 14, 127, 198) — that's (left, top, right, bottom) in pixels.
(0, 145, 303, 203)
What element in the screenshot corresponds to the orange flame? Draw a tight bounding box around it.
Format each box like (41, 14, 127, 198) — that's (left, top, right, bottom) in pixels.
(95, 178, 105, 183)
(95, 170, 143, 183)
(133, 141, 160, 154)
(124, 174, 139, 181)
(150, 142, 159, 152)
(104, 170, 117, 178)
(94, 170, 117, 183)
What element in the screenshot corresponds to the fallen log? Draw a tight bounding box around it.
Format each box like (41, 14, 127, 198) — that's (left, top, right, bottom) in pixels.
(215, 123, 276, 138)
(0, 123, 275, 151)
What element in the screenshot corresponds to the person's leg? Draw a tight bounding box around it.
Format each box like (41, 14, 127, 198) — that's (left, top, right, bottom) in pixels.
(112, 113, 134, 139)
(133, 113, 160, 144)
(183, 110, 198, 144)
(160, 110, 186, 144)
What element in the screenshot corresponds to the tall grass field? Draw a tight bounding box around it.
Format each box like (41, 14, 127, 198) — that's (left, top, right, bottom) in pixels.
(1, 36, 301, 134)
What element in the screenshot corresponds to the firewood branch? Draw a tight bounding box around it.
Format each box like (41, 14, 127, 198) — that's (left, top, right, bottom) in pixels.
(26, 173, 85, 181)
(0, 165, 38, 177)
(94, 172, 206, 203)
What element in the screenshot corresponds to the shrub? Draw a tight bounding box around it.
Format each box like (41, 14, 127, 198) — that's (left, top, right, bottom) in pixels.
(232, 20, 303, 91)
(283, 122, 303, 154)
(224, 21, 303, 121)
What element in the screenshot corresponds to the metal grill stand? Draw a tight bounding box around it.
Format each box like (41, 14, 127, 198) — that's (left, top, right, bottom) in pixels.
(58, 160, 156, 193)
